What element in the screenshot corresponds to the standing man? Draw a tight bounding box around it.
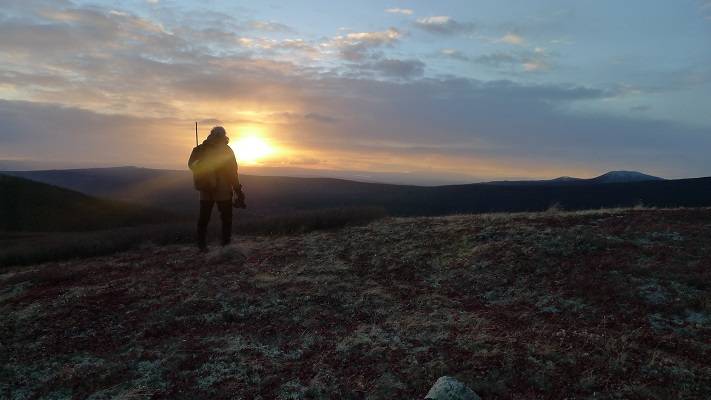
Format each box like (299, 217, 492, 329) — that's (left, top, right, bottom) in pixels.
(188, 126, 245, 252)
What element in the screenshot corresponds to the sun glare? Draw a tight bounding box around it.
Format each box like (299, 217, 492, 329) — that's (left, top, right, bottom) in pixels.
(232, 135, 274, 164)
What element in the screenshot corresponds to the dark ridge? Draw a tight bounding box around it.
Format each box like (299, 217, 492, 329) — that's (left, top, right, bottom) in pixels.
(4, 168, 710, 218)
(0, 173, 175, 232)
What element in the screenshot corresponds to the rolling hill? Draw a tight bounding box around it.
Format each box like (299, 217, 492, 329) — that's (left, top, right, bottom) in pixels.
(5, 167, 711, 217)
(591, 170, 664, 183)
(0, 173, 174, 232)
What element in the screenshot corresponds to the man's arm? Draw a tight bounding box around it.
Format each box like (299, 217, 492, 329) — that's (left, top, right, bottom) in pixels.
(229, 147, 246, 208)
(229, 147, 241, 189)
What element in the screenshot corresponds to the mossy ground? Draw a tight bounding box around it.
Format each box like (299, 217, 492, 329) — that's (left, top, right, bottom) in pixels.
(2, 208, 710, 399)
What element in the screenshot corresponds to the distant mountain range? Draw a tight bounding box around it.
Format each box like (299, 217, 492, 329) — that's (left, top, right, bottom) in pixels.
(0, 174, 172, 231)
(485, 170, 664, 185)
(4, 167, 711, 223)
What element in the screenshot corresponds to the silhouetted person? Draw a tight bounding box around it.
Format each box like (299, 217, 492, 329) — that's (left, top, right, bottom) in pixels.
(188, 126, 245, 252)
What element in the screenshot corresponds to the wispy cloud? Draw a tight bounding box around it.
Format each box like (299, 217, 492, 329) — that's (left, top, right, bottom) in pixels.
(549, 38, 574, 45)
(497, 33, 524, 45)
(440, 48, 471, 62)
(350, 58, 425, 79)
(325, 28, 401, 61)
(522, 60, 546, 72)
(414, 16, 475, 35)
(440, 47, 552, 74)
(474, 52, 518, 67)
(247, 20, 293, 33)
(385, 8, 413, 16)
(630, 105, 651, 112)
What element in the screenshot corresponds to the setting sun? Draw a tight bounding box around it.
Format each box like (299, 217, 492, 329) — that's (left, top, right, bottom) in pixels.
(231, 135, 274, 164)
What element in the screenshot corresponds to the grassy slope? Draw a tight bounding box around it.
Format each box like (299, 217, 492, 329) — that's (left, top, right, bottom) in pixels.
(0, 207, 386, 267)
(0, 174, 173, 232)
(1, 208, 710, 399)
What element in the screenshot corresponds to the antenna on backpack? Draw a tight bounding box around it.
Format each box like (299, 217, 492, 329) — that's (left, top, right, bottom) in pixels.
(195, 121, 198, 146)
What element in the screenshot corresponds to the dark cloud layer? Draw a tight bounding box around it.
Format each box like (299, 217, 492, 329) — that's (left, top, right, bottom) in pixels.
(3, 70, 710, 178)
(351, 58, 426, 78)
(0, 100, 188, 167)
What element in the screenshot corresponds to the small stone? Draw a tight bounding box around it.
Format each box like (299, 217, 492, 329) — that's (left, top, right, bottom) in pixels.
(425, 376, 481, 400)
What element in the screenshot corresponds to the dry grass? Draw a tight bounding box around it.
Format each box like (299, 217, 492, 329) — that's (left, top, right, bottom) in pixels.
(1, 207, 710, 399)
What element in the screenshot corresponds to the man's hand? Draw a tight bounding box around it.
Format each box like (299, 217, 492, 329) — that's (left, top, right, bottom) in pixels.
(233, 185, 246, 209)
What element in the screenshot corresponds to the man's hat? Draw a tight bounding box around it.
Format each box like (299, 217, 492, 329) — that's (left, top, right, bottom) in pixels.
(210, 126, 226, 137)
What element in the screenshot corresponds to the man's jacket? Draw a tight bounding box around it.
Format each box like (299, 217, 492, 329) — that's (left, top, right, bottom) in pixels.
(188, 140, 240, 201)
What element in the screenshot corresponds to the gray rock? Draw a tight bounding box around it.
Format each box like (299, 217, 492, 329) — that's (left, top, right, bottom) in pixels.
(425, 376, 481, 400)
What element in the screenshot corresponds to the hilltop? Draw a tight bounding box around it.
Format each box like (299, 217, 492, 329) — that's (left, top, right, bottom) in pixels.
(591, 170, 664, 183)
(2, 207, 710, 398)
(0, 174, 173, 232)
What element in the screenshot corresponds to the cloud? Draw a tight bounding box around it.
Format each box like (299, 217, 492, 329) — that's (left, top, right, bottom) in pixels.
(198, 118, 224, 125)
(441, 48, 553, 73)
(474, 52, 519, 67)
(498, 33, 524, 45)
(352, 58, 425, 79)
(414, 16, 475, 35)
(304, 113, 339, 123)
(3, 69, 710, 178)
(2, 1, 710, 180)
(247, 20, 293, 33)
(277, 39, 315, 51)
(341, 29, 401, 43)
(327, 28, 401, 61)
(630, 105, 651, 112)
(385, 8, 414, 16)
(522, 61, 547, 72)
(0, 99, 189, 168)
(231, 36, 318, 57)
(440, 48, 471, 62)
(286, 77, 710, 177)
(0, 3, 323, 116)
(549, 38, 574, 45)
(0, 7, 173, 57)
(273, 112, 339, 124)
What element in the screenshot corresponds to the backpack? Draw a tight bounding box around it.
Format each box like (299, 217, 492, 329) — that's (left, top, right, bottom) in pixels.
(188, 145, 217, 192)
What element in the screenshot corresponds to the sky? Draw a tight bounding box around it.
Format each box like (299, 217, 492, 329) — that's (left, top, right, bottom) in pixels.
(1, 0, 710, 184)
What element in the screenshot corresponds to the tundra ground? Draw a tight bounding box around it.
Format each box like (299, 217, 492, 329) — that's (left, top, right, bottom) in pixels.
(2, 208, 710, 399)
